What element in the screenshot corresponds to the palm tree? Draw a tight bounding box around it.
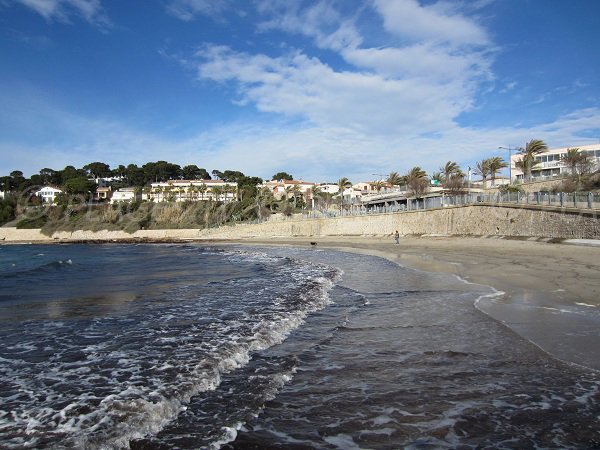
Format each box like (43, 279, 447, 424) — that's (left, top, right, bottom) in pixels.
(154, 185, 163, 202)
(514, 156, 539, 184)
(560, 147, 592, 185)
(487, 156, 508, 186)
(336, 177, 352, 210)
(189, 185, 199, 201)
(430, 171, 444, 187)
(211, 185, 223, 202)
(387, 171, 404, 190)
(474, 159, 491, 187)
(516, 139, 548, 182)
(405, 167, 428, 197)
(371, 180, 385, 193)
(256, 186, 276, 217)
(440, 161, 461, 179)
(143, 186, 152, 201)
(308, 185, 324, 210)
(198, 183, 208, 200)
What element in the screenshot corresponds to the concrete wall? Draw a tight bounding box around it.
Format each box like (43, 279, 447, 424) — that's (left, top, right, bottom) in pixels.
(1, 204, 598, 242)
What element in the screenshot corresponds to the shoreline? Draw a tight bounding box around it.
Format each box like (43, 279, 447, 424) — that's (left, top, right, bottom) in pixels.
(3, 233, 600, 370)
(227, 235, 600, 371)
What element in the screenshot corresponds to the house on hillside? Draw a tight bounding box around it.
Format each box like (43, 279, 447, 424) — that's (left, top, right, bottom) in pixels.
(94, 186, 113, 202)
(262, 179, 316, 202)
(36, 186, 63, 204)
(111, 187, 140, 204)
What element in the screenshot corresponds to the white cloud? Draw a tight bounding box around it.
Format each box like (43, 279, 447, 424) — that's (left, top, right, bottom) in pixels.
(372, 0, 489, 46)
(11, 0, 110, 27)
(195, 45, 469, 135)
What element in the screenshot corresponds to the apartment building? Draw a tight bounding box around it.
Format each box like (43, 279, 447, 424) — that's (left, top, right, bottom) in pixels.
(511, 144, 600, 182)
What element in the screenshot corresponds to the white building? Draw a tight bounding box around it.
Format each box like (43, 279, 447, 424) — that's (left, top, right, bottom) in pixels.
(148, 180, 238, 202)
(511, 144, 600, 182)
(36, 186, 63, 203)
(111, 187, 141, 204)
(0, 191, 5, 200)
(262, 179, 316, 201)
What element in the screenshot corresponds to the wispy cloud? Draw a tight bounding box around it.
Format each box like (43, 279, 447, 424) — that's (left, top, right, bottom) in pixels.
(165, 0, 235, 21)
(9, 0, 111, 28)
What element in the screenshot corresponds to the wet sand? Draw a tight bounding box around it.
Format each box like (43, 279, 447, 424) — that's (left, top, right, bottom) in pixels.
(233, 235, 600, 370)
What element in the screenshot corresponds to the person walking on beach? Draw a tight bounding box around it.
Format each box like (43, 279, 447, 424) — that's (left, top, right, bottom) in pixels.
(394, 230, 400, 245)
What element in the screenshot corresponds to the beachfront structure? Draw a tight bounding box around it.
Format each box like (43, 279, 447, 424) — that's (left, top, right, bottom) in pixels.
(148, 180, 238, 203)
(111, 187, 141, 204)
(510, 144, 600, 182)
(262, 179, 316, 201)
(35, 186, 63, 203)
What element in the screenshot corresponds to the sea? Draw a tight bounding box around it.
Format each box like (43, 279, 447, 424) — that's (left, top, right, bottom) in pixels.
(0, 243, 598, 449)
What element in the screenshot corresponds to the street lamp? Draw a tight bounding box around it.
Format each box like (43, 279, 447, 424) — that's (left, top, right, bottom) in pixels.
(498, 146, 521, 183)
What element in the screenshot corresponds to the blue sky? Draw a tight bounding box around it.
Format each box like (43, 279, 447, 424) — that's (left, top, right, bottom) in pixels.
(1, 0, 599, 182)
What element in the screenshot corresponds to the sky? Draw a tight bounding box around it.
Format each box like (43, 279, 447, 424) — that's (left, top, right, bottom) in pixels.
(1, 0, 599, 183)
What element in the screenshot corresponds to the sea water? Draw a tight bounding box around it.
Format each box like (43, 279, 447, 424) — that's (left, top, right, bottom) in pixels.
(0, 243, 598, 449)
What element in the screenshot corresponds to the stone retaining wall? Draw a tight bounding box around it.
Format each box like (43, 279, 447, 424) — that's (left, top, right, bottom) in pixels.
(1, 204, 598, 242)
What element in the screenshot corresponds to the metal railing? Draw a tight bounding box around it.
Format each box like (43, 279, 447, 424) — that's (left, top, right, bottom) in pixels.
(293, 191, 600, 220)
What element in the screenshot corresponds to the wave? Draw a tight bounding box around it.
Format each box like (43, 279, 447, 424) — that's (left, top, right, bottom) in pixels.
(0, 246, 341, 449)
(0, 259, 74, 282)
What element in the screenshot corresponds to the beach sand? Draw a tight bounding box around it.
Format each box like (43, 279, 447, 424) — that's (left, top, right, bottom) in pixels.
(232, 235, 600, 370)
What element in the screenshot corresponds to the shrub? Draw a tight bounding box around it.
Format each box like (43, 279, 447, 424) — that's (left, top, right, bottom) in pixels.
(16, 215, 47, 229)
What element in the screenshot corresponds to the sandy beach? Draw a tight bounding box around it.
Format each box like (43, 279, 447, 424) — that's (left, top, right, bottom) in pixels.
(232, 235, 600, 370)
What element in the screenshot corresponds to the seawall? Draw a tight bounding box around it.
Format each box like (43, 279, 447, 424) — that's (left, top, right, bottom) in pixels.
(1, 204, 599, 243)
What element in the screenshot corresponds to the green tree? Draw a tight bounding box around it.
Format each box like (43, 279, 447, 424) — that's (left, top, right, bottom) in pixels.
(39, 168, 60, 186)
(182, 165, 201, 180)
(60, 166, 86, 184)
(83, 162, 111, 179)
(272, 171, 293, 181)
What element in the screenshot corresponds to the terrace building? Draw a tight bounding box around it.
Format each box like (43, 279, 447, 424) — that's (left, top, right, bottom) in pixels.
(148, 180, 238, 202)
(511, 144, 600, 182)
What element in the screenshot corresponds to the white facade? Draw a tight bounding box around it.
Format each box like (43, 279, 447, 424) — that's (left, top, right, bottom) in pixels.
(318, 183, 339, 195)
(511, 144, 600, 182)
(36, 186, 63, 203)
(111, 187, 140, 204)
(148, 180, 238, 202)
(0, 191, 5, 200)
(262, 180, 316, 200)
